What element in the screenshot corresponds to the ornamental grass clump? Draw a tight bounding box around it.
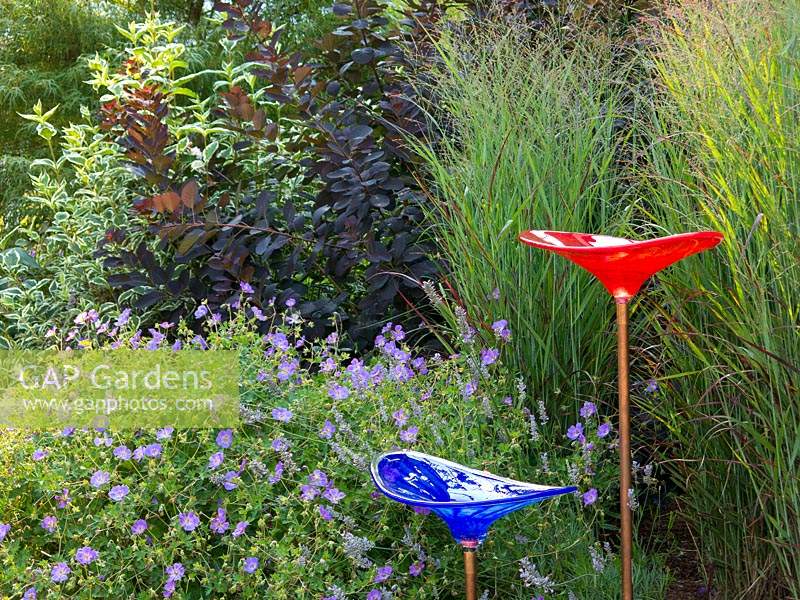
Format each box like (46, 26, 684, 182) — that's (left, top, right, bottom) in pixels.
(634, 0, 800, 596)
(412, 21, 630, 423)
(0, 290, 668, 598)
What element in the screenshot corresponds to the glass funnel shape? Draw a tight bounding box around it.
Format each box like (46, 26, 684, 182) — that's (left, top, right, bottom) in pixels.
(518, 230, 723, 300)
(370, 451, 576, 544)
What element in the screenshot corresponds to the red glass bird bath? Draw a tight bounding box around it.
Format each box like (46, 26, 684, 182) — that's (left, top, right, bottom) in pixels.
(519, 229, 723, 600)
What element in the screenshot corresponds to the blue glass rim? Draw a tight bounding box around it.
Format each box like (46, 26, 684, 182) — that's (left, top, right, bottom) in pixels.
(370, 450, 577, 508)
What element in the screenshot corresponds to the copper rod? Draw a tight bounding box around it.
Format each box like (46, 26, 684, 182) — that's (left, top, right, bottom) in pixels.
(463, 546, 477, 600)
(616, 299, 633, 600)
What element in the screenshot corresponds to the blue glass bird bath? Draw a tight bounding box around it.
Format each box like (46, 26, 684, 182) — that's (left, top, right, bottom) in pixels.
(370, 451, 576, 600)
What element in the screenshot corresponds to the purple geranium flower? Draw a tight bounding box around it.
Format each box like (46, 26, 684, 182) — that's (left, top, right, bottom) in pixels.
(75, 546, 99, 565)
(271, 407, 293, 422)
(374, 565, 393, 583)
(308, 470, 328, 488)
(300, 485, 319, 501)
(566, 423, 584, 441)
(90, 470, 110, 488)
(399, 426, 418, 444)
(271, 438, 289, 452)
(319, 420, 336, 439)
(580, 402, 597, 418)
(194, 304, 209, 319)
(178, 512, 200, 532)
(491, 319, 511, 341)
(464, 380, 478, 397)
(41, 515, 57, 533)
(232, 521, 249, 538)
(109, 485, 129, 502)
(113, 445, 132, 460)
(367, 590, 382, 600)
(144, 443, 162, 458)
(322, 488, 345, 504)
(318, 505, 333, 521)
(163, 580, 176, 598)
(50, 562, 71, 583)
(156, 427, 174, 440)
(276, 359, 298, 381)
(582, 488, 598, 506)
(208, 451, 224, 469)
(222, 471, 239, 491)
(480, 347, 500, 366)
(268, 462, 284, 485)
(210, 508, 229, 534)
(409, 561, 424, 576)
(166, 562, 185, 581)
(392, 410, 408, 427)
(240, 281, 254, 294)
(131, 519, 148, 535)
(22, 587, 36, 600)
(243, 557, 259, 574)
(32, 448, 48, 461)
(0, 523, 10, 542)
(645, 378, 659, 393)
(328, 384, 350, 401)
(597, 422, 612, 438)
(216, 429, 233, 449)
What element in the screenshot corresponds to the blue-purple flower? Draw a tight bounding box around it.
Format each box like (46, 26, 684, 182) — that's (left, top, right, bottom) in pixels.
(582, 488, 598, 506)
(41, 515, 57, 533)
(166, 562, 185, 581)
(597, 423, 612, 438)
(399, 427, 418, 444)
(367, 590, 381, 600)
(566, 423, 584, 441)
(240, 281, 254, 294)
(0, 523, 10, 542)
(113, 445, 132, 460)
(319, 420, 336, 439)
(75, 546, 99, 565)
(109, 485, 129, 502)
(178, 511, 200, 532)
(243, 557, 259, 573)
(300, 485, 319, 501)
(308, 470, 329, 488)
(480, 347, 500, 366)
(328, 384, 350, 401)
(271, 407, 293, 422)
(318, 505, 333, 521)
(392, 410, 408, 427)
(50, 562, 71, 583)
(232, 521, 249, 538)
(374, 565, 393, 583)
(580, 402, 597, 418)
(322, 487, 345, 504)
(491, 319, 511, 341)
(208, 451, 224, 469)
(216, 429, 233, 449)
(210, 508, 229, 534)
(409, 561, 424, 576)
(156, 427, 174, 440)
(32, 448, 48, 461)
(131, 519, 148, 535)
(90, 470, 110, 488)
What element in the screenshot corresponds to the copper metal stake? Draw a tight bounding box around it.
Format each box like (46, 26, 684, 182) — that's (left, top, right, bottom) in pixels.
(616, 300, 633, 600)
(462, 541, 478, 600)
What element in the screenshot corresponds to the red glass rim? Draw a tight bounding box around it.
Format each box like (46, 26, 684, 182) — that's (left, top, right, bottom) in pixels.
(518, 229, 724, 300)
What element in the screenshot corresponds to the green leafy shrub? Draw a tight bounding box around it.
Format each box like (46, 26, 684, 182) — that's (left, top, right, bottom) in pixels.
(0, 293, 668, 598)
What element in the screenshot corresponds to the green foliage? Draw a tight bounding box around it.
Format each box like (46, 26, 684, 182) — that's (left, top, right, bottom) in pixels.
(0, 301, 668, 598)
(633, 0, 800, 596)
(413, 23, 629, 418)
